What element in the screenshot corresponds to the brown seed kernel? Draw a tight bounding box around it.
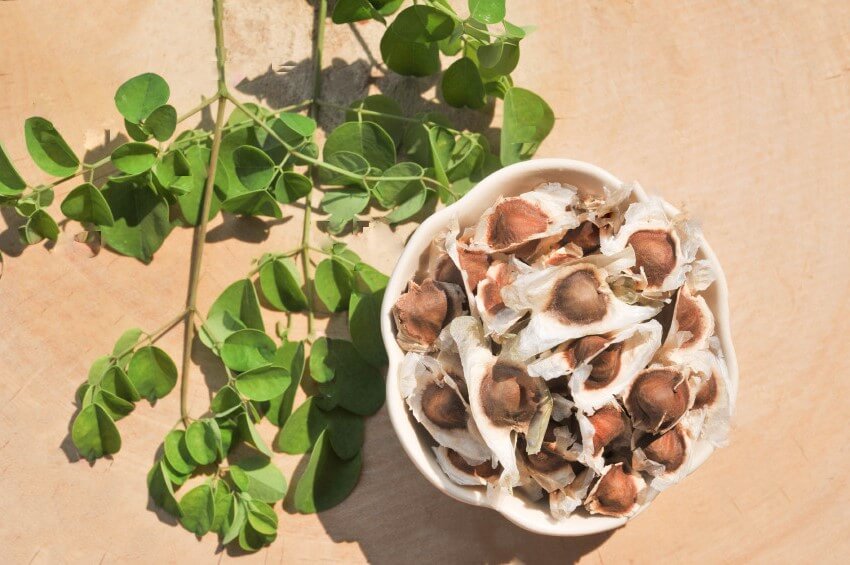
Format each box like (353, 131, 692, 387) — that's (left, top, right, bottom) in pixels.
(446, 449, 501, 478)
(588, 405, 626, 454)
(547, 268, 608, 325)
(480, 361, 542, 427)
(563, 221, 600, 254)
(457, 245, 490, 292)
(674, 289, 706, 347)
(585, 342, 624, 390)
(592, 464, 638, 515)
(628, 229, 676, 287)
(479, 263, 511, 314)
(433, 253, 464, 288)
(643, 427, 687, 472)
(486, 198, 550, 251)
(547, 374, 570, 395)
(525, 446, 571, 473)
(626, 368, 690, 432)
(421, 382, 467, 429)
(392, 280, 448, 350)
(693, 373, 718, 410)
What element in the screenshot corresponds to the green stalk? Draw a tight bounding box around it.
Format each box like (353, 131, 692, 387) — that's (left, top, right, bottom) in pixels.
(179, 0, 229, 426)
(301, 0, 327, 340)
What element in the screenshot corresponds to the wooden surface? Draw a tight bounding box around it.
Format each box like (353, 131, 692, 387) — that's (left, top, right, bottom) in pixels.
(1, 1, 849, 563)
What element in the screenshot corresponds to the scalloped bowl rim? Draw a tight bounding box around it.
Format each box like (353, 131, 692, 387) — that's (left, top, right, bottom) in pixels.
(379, 158, 738, 536)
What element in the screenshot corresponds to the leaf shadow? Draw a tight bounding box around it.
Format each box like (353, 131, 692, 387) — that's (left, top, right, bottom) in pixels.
(205, 213, 291, 244)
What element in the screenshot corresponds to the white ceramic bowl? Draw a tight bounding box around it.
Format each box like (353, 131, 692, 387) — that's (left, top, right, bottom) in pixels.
(380, 158, 738, 536)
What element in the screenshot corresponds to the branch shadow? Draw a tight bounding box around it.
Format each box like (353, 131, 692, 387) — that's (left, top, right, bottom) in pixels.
(205, 213, 291, 244)
(314, 409, 615, 564)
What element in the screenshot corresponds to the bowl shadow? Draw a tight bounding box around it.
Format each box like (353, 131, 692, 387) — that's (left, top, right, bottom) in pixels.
(316, 409, 615, 564)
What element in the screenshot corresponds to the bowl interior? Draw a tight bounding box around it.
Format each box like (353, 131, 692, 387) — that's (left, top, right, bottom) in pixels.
(380, 158, 738, 536)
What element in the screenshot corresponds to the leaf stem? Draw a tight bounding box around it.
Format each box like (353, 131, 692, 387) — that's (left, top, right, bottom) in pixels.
(109, 309, 189, 363)
(302, 0, 328, 341)
(180, 0, 230, 427)
(177, 95, 219, 123)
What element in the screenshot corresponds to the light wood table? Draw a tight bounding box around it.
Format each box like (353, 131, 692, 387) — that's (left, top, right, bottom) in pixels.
(1, 1, 848, 563)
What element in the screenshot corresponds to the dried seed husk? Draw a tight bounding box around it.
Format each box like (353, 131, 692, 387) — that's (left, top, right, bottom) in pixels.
(433, 446, 501, 487)
(632, 410, 704, 491)
(549, 466, 597, 518)
(399, 352, 490, 462)
(662, 285, 715, 355)
(469, 183, 580, 254)
(474, 257, 530, 339)
(584, 462, 647, 518)
(600, 195, 700, 292)
(392, 278, 465, 352)
(577, 403, 631, 473)
(501, 261, 661, 360)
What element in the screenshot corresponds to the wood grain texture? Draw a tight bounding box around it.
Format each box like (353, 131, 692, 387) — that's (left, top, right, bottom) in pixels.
(1, 1, 848, 563)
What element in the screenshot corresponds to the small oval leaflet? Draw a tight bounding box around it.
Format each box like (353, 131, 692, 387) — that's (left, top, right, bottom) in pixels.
(235, 365, 290, 402)
(179, 483, 216, 536)
(71, 404, 121, 460)
(24, 117, 80, 177)
(185, 419, 221, 465)
(258, 257, 309, 312)
(60, 183, 115, 226)
(127, 345, 178, 401)
(220, 328, 276, 372)
(294, 431, 363, 514)
(229, 455, 287, 503)
(114, 73, 170, 123)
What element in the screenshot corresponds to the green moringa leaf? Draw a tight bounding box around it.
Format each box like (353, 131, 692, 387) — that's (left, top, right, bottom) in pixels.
(272, 171, 311, 204)
(233, 146, 275, 191)
(345, 95, 406, 146)
(0, 142, 26, 196)
(309, 336, 335, 383)
(316, 340, 385, 416)
(221, 189, 281, 218)
(100, 365, 141, 402)
(112, 327, 143, 369)
(211, 482, 233, 534)
(127, 345, 178, 401)
(293, 431, 362, 513)
(211, 384, 242, 417)
(380, 6, 454, 76)
(501, 87, 554, 166)
(276, 112, 317, 139)
(349, 267, 388, 367)
(237, 412, 272, 456)
(221, 494, 246, 545)
(200, 278, 264, 348)
(111, 142, 158, 175)
(100, 179, 172, 263)
(246, 500, 278, 536)
(468, 0, 505, 24)
(332, 0, 379, 23)
(145, 104, 177, 142)
(24, 117, 80, 177)
(479, 40, 519, 78)
(163, 429, 197, 475)
(148, 460, 182, 517)
(235, 365, 290, 402)
(322, 151, 370, 186)
(384, 189, 427, 224)
(320, 188, 370, 234)
(266, 340, 305, 427)
(125, 119, 152, 142)
(179, 483, 216, 536)
(23, 209, 59, 243)
(313, 258, 353, 312)
(441, 57, 486, 109)
(92, 389, 135, 421)
(115, 73, 170, 123)
(322, 121, 396, 176)
(71, 404, 121, 460)
(87, 356, 113, 386)
(153, 149, 193, 196)
(258, 257, 308, 312)
(277, 397, 364, 460)
(60, 183, 114, 226)
(185, 419, 221, 465)
(372, 162, 425, 208)
(221, 329, 276, 372)
(229, 455, 287, 503)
